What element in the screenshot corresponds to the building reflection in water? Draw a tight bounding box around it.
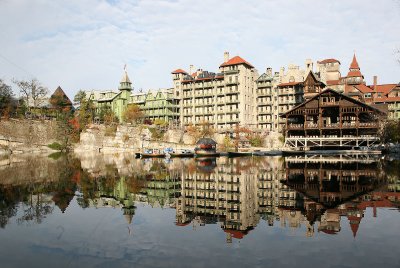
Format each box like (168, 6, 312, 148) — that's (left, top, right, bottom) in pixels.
(0, 153, 399, 242)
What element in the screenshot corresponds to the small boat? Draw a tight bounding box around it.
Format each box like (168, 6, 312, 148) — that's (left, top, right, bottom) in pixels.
(169, 149, 194, 158)
(227, 151, 253, 157)
(140, 149, 165, 158)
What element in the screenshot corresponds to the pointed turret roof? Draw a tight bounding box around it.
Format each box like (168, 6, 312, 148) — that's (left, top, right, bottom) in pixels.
(124, 214, 133, 224)
(121, 71, 131, 83)
(350, 53, 360, 70)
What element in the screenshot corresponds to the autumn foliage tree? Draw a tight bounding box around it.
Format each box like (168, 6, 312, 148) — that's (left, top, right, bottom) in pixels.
(123, 104, 144, 125)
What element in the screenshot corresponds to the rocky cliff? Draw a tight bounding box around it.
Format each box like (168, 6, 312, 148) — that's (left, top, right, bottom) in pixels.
(0, 119, 60, 155)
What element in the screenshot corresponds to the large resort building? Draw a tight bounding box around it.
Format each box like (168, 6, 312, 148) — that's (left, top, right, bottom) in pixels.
(172, 52, 258, 131)
(84, 52, 397, 137)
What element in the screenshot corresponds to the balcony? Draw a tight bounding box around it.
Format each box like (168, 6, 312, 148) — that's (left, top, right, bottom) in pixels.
(305, 122, 318, 129)
(359, 122, 379, 128)
(258, 110, 272, 115)
(288, 124, 304, 130)
(226, 109, 239, 114)
(224, 69, 239, 75)
(226, 99, 240, 104)
(322, 123, 340, 129)
(321, 101, 339, 106)
(225, 88, 240, 94)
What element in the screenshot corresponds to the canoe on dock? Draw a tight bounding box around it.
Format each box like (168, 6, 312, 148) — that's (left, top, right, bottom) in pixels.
(169, 149, 194, 158)
(140, 149, 165, 158)
(141, 153, 165, 158)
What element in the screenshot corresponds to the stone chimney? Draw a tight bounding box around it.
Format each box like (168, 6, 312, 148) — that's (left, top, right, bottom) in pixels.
(373, 75, 377, 91)
(224, 51, 230, 63)
(279, 67, 285, 78)
(305, 59, 313, 72)
(266, 67, 272, 77)
(189, 65, 194, 75)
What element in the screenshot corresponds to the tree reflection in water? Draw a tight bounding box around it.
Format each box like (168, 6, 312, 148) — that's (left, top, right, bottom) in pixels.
(0, 153, 399, 240)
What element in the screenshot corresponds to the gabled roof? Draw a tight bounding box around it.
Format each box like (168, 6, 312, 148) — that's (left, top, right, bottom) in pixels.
(51, 86, 72, 106)
(256, 73, 273, 82)
(220, 56, 254, 68)
(318, 58, 341, 64)
(277, 81, 303, 87)
(354, 84, 374, 94)
(304, 71, 325, 86)
(350, 53, 360, 69)
(372, 84, 397, 95)
(281, 88, 387, 117)
(171, 69, 188, 74)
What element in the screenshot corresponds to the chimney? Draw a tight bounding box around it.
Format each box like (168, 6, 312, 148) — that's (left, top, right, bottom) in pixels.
(266, 67, 272, 77)
(373, 75, 377, 91)
(189, 65, 194, 75)
(280, 67, 285, 78)
(224, 51, 230, 63)
(305, 59, 313, 72)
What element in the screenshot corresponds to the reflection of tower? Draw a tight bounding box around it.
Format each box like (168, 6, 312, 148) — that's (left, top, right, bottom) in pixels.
(346, 203, 363, 238)
(123, 206, 135, 224)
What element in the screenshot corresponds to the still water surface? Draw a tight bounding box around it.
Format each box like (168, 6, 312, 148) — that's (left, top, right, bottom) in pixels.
(0, 153, 399, 268)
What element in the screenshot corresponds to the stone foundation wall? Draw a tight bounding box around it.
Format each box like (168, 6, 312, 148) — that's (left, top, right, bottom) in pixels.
(0, 119, 60, 155)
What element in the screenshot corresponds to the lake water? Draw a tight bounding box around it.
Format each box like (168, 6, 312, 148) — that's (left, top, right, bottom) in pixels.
(0, 153, 399, 268)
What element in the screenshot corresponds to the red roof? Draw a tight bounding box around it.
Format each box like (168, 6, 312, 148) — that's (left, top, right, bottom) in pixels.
(347, 70, 363, 78)
(350, 53, 360, 69)
(372, 84, 397, 95)
(171, 69, 188, 74)
(326, 79, 341, 86)
(220, 56, 254, 68)
(318, 58, 340, 64)
(277, 81, 302, 87)
(355, 84, 374, 93)
(374, 96, 400, 103)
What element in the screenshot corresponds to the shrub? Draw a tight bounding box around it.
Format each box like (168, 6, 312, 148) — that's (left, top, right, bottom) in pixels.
(47, 142, 63, 151)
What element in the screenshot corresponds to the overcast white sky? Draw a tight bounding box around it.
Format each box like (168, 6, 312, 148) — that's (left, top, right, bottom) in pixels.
(0, 0, 399, 99)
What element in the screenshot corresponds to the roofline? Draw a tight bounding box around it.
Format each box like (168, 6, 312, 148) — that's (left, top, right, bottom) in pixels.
(280, 88, 387, 117)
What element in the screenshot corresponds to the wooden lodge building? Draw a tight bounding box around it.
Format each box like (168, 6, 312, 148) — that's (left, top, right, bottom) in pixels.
(281, 88, 386, 150)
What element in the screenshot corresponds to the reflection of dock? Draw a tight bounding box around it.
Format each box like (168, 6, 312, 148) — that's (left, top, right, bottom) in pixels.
(285, 154, 380, 164)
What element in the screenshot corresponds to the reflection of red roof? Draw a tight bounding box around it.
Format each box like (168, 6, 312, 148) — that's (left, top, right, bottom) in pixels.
(355, 84, 373, 93)
(277, 82, 302, 87)
(171, 69, 188, 74)
(347, 215, 361, 238)
(175, 222, 190, 227)
(350, 54, 360, 69)
(326, 80, 340, 86)
(224, 229, 246, 239)
(321, 229, 338, 235)
(220, 56, 254, 68)
(318, 58, 340, 64)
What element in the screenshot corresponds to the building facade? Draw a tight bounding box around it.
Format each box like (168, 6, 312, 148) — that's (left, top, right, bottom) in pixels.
(281, 89, 386, 150)
(172, 52, 258, 131)
(131, 88, 180, 124)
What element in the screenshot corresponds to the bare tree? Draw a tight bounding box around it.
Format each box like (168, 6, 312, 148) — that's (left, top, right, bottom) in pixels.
(13, 78, 48, 110)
